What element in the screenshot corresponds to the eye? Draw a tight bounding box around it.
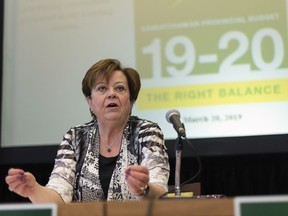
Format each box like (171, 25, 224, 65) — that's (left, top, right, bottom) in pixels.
(96, 85, 107, 92)
(115, 85, 126, 93)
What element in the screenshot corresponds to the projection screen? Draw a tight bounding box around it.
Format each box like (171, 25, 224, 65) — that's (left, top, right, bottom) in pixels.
(2, 0, 288, 147)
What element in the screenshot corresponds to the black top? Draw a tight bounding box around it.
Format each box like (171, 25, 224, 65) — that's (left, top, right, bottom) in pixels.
(99, 154, 118, 199)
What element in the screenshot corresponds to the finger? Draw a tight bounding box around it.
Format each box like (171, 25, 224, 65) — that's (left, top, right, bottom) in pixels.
(5, 172, 25, 184)
(8, 168, 25, 176)
(8, 185, 14, 192)
(125, 167, 149, 182)
(14, 181, 31, 194)
(125, 171, 149, 195)
(126, 177, 144, 195)
(7, 175, 26, 190)
(5, 175, 20, 185)
(125, 169, 149, 184)
(125, 165, 149, 175)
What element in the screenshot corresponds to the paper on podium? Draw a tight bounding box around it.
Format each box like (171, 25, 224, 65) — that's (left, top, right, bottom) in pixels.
(166, 192, 194, 198)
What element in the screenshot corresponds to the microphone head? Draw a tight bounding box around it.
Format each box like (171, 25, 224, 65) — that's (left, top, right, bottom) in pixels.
(165, 109, 181, 123)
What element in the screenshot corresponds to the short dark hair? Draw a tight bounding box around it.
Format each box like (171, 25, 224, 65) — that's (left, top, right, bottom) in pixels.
(82, 58, 141, 102)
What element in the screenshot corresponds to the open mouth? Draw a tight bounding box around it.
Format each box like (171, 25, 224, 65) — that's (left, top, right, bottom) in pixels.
(107, 103, 118, 108)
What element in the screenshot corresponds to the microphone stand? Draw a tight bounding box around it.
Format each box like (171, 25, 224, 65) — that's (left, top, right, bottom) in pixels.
(174, 133, 183, 197)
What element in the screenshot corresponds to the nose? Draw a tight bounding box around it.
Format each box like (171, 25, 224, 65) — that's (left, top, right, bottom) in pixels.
(107, 88, 116, 98)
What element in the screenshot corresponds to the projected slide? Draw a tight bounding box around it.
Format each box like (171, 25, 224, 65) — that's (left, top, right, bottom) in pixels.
(1, 0, 288, 147)
(134, 0, 288, 139)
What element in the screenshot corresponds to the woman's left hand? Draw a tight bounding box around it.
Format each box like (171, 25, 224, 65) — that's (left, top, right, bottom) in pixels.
(125, 165, 149, 196)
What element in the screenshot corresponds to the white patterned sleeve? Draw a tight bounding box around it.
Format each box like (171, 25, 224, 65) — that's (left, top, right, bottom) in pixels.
(46, 130, 77, 203)
(140, 122, 170, 192)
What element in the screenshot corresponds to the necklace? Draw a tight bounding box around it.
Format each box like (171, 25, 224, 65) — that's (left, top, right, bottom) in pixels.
(105, 136, 122, 153)
(105, 138, 122, 153)
(106, 144, 114, 153)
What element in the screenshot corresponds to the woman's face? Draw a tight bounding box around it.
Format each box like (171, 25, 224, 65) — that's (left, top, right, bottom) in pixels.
(87, 70, 133, 124)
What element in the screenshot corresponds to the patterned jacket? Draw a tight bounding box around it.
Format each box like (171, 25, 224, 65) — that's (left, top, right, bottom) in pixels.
(46, 116, 170, 202)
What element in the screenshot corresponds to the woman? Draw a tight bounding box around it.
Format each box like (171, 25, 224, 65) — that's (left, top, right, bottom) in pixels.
(6, 58, 170, 203)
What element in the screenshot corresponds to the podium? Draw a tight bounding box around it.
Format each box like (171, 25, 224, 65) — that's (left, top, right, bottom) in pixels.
(3, 195, 288, 216)
(58, 198, 234, 216)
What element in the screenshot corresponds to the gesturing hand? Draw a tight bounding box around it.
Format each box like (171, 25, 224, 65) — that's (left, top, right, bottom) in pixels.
(125, 165, 149, 196)
(5, 168, 37, 198)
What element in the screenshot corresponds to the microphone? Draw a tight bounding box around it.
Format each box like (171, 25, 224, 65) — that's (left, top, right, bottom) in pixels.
(165, 109, 186, 137)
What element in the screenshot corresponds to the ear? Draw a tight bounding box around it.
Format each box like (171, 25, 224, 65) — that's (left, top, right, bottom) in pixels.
(86, 96, 92, 109)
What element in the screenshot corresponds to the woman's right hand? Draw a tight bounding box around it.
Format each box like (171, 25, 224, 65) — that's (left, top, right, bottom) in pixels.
(5, 168, 37, 198)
